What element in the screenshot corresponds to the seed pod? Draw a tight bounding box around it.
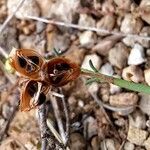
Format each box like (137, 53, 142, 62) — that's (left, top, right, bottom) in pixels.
(44, 57, 80, 87)
(20, 80, 49, 111)
(9, 48, 45, 80)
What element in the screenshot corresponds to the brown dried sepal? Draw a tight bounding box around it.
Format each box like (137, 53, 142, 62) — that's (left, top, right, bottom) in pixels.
(44, 57, 80, 87)
(20, 80, 50, 111)
(9, 48, 45, 80)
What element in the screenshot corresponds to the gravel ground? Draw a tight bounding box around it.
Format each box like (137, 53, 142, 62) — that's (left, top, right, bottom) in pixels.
(0, 0, 150, 150)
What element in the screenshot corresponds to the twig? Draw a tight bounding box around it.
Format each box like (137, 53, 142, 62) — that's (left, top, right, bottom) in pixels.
(0, 94, 19, 142)
(0, 47, 8, 58)
(0, 0, 26, 34)
(59, 88, 70, 145)
(25, 15, 150, 41)
(50, 93, 67, 145)
(38, 103, 65, 150)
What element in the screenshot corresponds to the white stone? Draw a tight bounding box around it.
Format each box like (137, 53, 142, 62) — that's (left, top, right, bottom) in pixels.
(127, 126, 148, 145)
(7, 0, 40, 19)
(96, 14, 115, 36)
(129, 110, 146, 129)
(128, 44, 146, 65)
(110, 83, 121, 94)
(83, 116, 97, 139)
(36, 0, 80, 23)
(101, 139, 116, 150)
(122, 37, 135, 47)
(120, 14, 143, 34)
(100, 63, 114, 76)
(143, 136, 150, 149)
(79, 31, 96, 48)
(144, 68, 150, 86)
(122, 65, 144, 83)
(108, 43, 129, 69)
(81, 54, 102, 71)
(78, 14, 96, 27)
(124, 141, 135, 150)
(88, 82, 99, 94)
(78, 100, 84, 108)
(140, 0, 150, 24)
(113, 0, 131, 10)
(139, 93, 150, 115)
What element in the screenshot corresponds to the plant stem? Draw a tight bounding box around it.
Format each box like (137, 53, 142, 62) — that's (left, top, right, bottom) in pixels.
(81, 68, 150, 95)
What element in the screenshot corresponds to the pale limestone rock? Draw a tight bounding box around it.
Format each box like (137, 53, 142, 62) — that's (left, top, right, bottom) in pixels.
(7, 0, 40, 19)
(109, 93, 138, 107)
(100, 63, 114, 76)
(81, 54, 102, 71)
(96, 14, 116, 36)
(128, 44, 146, 65)
(127, 126, 148, 145)
(78, 14, 96, 27)
(139, 93, 150, 115)
(108, 43, 129, 69)
(79, 31, 96, 48)
(140, 0, 150, 24)
(120, 14, 143, 34)
(122, 65, 144, 83)
(144, 68, 150, 86)
(124, 141, 135, 150)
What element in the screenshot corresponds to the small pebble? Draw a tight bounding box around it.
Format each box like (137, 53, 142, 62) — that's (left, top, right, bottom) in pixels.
(101, 139, 116, 150)
(78, 14, 96, 27)
(110, 75, 121, 94)
(109, 92, 138, 107)
(138, 27, 150, 48)
(37, 0, 80, 23)
(144, 68, 150, 85)
(79, 31, 96, 48)
(96, 14, 115, 36)
(81, 54, 102, 71)
(108, 42, 129, 69)
(140, 0, 150, 24)
(124, 141, 135, 150)
(120, 14, 143, 34)
(91, 136, 99, 150)
(127, 126, 148, 145)
(93, 35, 122, 56)
(139, 93, 150, 115)
(7, 0, 40, 19)
(128, 44, 146, 65)
(83, 116, 97, 139)
(110, 83, 121, 94)
(129, 110, 146, 129)
(113, 0, 131, 10)
(100, 63, 114, 76)
(122, 65, 144, 83)
(122, 37, 135, 47)
(70, 133, 86, 150)
(88, 82, 99, 94)
(78, 100, 84, 108)
(143, 136, 150, 149)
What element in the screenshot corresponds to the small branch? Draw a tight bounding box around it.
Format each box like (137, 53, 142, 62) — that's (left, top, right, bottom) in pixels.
(81, 68, 150, 95)
(38, 103, 64, 150)
(59, 88, 70, 145)
(50, 93, 67, 145)
(0, 94, 19, 142)
(0, 0, 26, 34)
(25, 15, 150, 41)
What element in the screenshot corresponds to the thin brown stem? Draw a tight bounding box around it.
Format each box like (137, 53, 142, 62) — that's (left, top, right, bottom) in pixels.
(38, 103, 64, 150)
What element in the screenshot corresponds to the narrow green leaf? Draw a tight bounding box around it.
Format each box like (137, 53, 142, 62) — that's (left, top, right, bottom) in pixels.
(89, 60, 99, 72)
